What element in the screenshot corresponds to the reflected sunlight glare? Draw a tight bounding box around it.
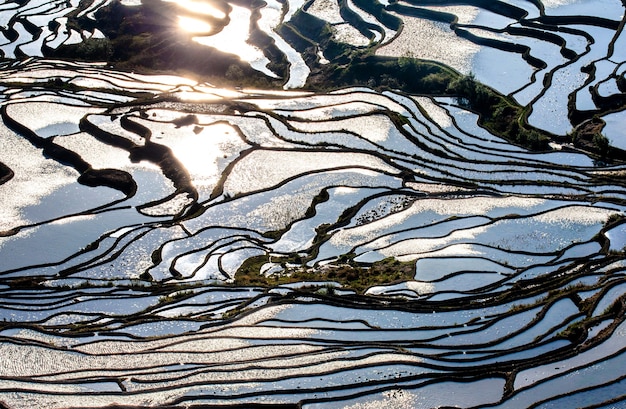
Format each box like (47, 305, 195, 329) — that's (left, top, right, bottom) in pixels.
(178, 16, 212, 34)
(172, 123, 237, 185)
(191, 5, 278, 78)
(175, 0, 226, 19)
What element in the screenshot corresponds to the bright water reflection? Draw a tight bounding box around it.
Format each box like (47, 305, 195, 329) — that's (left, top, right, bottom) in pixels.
(191, 5, 278, 78)
(173, 0, 226, 19)
(178, 16, 212, 34)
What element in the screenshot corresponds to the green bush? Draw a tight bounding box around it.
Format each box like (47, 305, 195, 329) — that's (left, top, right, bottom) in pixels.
(74, 38, 113, 60)
(447, 72, 495, 111)
(592, 133, 610, 156)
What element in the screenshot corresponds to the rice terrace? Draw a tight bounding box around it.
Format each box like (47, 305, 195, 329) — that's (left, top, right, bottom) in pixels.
(0, 0, 626, 407)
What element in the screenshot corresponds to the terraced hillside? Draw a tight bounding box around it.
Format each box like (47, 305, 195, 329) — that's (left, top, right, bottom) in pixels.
(0, 0, 625, 408)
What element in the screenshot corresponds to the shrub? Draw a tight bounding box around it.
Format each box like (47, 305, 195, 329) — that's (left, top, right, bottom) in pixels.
(74, 38, 113, 60)
(592, 133, 610, 157)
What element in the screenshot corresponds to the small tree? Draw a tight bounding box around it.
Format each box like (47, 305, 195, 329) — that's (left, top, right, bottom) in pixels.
(592, 133, 610, 157)
(225, 64, 244, 82)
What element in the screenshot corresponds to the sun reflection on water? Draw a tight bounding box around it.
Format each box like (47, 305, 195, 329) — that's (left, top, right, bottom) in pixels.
(177, 16, 212, 34)
(174, 0, 226, 19)
(171, 122, 242, 187)
(191, 5, 277, 78)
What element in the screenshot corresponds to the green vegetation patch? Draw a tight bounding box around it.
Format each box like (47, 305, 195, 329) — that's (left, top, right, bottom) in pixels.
(446, 73, 550, 150)
(235, 255, 416, 294)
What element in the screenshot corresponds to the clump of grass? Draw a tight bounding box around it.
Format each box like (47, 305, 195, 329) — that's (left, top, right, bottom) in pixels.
(558, 320, 587, 342)
(234, 255, 415, 294)
(158, 290, 194, 304)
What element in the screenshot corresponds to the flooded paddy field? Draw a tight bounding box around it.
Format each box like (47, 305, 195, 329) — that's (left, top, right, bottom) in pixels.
(0, 0, 626, 408)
